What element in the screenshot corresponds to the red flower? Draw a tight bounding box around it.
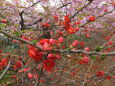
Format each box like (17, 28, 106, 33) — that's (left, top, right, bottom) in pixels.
(58, 37, 64, 43)
(0, 49, 3, 53)
(28, 48, 43, 62)
(15, 61, 22, 68)
(75, 27, 79, 32)
(71, 40, 79, 47)
(54, 16, 58, 21)
(107, 41, 113, 46)
(67, 27, 75, 34)
(82, 56, 89, 64)
(43, 59, 55, 72)
(105, 76, 111, 80)
(79, 56, 89, 64)
(84, 47, 90, 51)
(64, 15, 70, 23)
(96, 71, 105, 76)
(89, 16, 95, 21)
(41, 22, 50, 28)
(1, 19, 7, 23)
(112, 2, 115, 6)
(28, 73, 33, 79)
(85, 34, 90, 38)
(79, 42, 85, 47)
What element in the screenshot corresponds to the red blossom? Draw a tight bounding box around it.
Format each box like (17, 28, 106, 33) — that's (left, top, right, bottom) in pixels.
(1, 19, 7, 23)
(85, 33, 90, 38)
(28, 73, 33, 79)
(43, 59, 55, 72)
(84, 47, 90, 51)
(71, 40, 79, 47)
(96, 71, 105, 76)
(64, 15, 70, 23)
(75, 27, 79, 32)
(15, 61, 22, 68)
(67, 27, 75, 34)
(0, 49, 3, 53)
(41, 22, 50, 28)
(105, 76, 111, 80)
(89, 16, 95, 21)
(58, 37, 64, 43)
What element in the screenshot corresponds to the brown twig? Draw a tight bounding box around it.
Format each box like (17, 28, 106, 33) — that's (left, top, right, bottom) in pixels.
(0, 60, 11, 80)
(0, 30, 115, 56)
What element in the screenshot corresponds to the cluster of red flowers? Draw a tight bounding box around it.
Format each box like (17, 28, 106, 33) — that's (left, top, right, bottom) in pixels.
(27, 38, 63, 72)
(41, 22, 50, 28)
(79, 56, 89, 64)
(70, 40, 85, 48)
(28, 45, 43, 62)
(0, 58, 8, 70)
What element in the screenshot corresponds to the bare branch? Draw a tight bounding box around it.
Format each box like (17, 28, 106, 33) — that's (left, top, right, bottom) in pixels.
(54, 49, 115, 56)
(0, 30, 42, 50)
(0, 60, 11, 80)
(0, 30, 115, 56)
(57, 2, 71, 10)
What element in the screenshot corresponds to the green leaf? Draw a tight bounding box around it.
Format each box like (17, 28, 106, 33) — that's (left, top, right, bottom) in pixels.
(101, 54, 106, 60)
(91, 56, 96, 60)
(31, 40, 37, 44)
(95, 46, 103, 52)
(15, 32, 20, 36)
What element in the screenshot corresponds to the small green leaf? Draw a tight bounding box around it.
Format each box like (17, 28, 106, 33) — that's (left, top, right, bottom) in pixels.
(91, 56, 96, 60)
(31, 40, 37, 44)
(95, 46, 103, 52)
(101, 54, 106, 60)
(15, 32, 20, 36)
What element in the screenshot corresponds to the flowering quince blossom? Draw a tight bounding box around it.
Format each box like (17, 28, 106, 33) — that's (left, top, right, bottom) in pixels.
(58, 37, 64, 43)
(107, 41, 113, 46)
(105, 75, 111, 80)
(84, 47, 90, 51)
(112, 2, 115, 5)
(73, 21, 80, 25)
(70, 40, 79, 47)
(1, 58, 8, 66)
(23, 68, 29, 72)
(64, 15, 70, 23)
(49, 38, 55, 45)
(28, 45, 43, 62)
(41, 22, 50, 28)
(75, 27, 79, 32)
(67, 27, 75, 34)
(47, 53, 61, 60)
(43, 43, 52, 51)
(105, 36, 111, 40)
(79, 42, 85, 47)
(28, 72, 33, 79)
(15, 61, 22, 68)
(89, 16, 95, 21)
(43, 59, 55, 72)
(0, 19, 7, 23)
(96, 71, 105, 76)
(53, 15, 58, 22)
(85, 33, 90, 38)
(79, 56, 89, 64)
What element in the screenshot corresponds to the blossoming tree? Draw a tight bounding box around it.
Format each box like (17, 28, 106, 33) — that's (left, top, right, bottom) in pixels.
(0, 0, 115, 86)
